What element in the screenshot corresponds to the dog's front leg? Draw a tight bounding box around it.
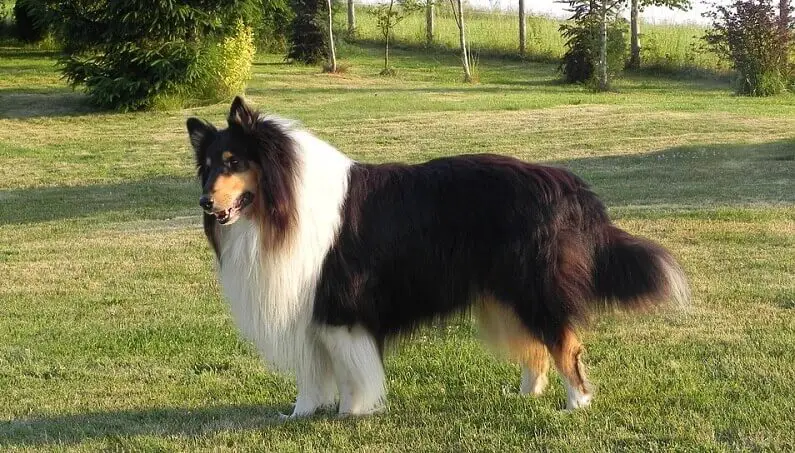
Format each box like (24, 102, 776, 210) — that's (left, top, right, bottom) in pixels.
(318, 325, 386, 416)
(288, 340, 338, 418)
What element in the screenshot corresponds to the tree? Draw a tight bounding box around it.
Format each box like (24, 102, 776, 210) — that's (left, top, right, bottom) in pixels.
(13, 0, 47, 43)
(288, 0, 326, 64)
(627, 0, 690, 69)
(449, 0, 473, 82)
(781, 0, 792, 65)
(40, 0, 257, 111)
(560, 0, 627, 89)
(348, 0, 356, 36)
(369, 0, 422, 75)
(704, 0, 790, 95)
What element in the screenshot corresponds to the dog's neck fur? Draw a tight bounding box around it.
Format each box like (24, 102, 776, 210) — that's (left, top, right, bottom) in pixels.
(215, 127, 353, 370)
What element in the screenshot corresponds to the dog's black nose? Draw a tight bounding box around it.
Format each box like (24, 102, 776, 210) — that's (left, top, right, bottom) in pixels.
(199, 195, 213, 211)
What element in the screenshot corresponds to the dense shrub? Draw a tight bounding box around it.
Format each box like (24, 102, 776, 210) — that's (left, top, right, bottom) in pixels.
(195, 22, 257, 103)
(560, 0, 628, 86)
(287, 0, 327, 64)
(13, 0, 46, 43)
(45, 0, 258, 111)
(703, 0, 790, 96)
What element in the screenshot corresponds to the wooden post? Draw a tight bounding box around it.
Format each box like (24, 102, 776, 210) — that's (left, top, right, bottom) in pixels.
(519, 0, 526, 56)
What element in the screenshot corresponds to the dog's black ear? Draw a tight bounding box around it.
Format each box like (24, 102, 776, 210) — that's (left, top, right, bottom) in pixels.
(228, 96, 258, 130)
(186, 117, 216, 163)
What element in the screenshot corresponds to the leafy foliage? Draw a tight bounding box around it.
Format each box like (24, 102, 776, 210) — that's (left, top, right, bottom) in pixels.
(560, 0, 628, 86)
(639, 0, 690, 10)
(703, 0, 791, 96)
(254, 0, 294, 52)
(287, 0, 326, 64)
(44, 0, 258, 110)
(369, 0, 423, 73)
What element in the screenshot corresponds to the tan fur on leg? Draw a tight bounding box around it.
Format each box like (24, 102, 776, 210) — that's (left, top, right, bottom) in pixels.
(549, 327, 592, 409)
(475, 297, 550, 396)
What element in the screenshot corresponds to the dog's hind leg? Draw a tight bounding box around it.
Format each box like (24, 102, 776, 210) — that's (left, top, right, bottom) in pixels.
(476, 298, 550, 396)
(546, 326, 592, 410)
(520, 340, 550, 396)
(290, 339, 338, 418)
(318, 324, 386, 416)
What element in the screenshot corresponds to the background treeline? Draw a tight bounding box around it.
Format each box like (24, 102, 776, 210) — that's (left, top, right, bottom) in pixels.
(0, 0, 792, 109)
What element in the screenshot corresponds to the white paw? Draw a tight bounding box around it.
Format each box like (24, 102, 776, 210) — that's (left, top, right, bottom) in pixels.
(286, 403, 324, 419)
(565, 392, 592, 410)
(520, 372, 549, 396)
(338, 402, 386, 418)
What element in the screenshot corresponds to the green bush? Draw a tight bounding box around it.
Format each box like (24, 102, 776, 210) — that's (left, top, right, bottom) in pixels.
(703, 0, 790, 96)
(195, 21, 257, 103)
(46, 0, 258, 111)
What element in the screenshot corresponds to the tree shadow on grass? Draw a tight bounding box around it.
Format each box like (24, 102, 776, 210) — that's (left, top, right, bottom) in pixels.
(0, 140, 792, 227)
(0, 89, 97, 119)
(559, 139, 795, 209)
(0, 176, 197, 226)
(0, 404, 300, 448)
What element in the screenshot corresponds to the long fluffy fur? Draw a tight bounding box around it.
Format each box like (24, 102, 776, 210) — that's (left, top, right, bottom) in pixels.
(191, 98, 690, 416)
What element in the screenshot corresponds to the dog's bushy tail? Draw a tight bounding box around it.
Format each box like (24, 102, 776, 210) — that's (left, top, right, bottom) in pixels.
(591, 226, 690, 312)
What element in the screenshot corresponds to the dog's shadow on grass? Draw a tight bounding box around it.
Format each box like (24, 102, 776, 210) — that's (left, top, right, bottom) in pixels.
(0, 404, 321, 447)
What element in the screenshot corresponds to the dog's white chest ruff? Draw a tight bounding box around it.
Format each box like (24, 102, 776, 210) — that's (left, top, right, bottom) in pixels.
(216, 219, 311, 370)
(215, 137, 354, 371)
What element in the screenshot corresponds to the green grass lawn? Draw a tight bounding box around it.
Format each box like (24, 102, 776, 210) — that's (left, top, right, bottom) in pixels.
(1, 43, 794, 451)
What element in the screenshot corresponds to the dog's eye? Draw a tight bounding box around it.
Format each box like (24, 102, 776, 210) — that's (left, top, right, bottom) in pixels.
(228, 157, 239, 167)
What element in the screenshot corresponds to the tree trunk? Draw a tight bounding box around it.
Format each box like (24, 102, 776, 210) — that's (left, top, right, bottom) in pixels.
(385, 33, 390, 71)
(599, 6, 608, 90)
(519, 0, 526, 56)
(628, 0, 640, 69)
(781, 0, 790, 65)
(327, 0, 337, 72)
(383, 0, 394, 73)
(456, 0, 472, 82)
(347, 0, 356, 36)
(426, 0, 434, 45)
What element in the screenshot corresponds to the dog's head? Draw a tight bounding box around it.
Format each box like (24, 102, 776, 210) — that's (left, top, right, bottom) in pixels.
(187, 96, 297, 229)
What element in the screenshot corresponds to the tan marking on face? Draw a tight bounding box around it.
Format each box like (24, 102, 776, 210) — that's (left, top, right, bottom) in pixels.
(222, 151, 234, 161)
(209, 168, 258, 211)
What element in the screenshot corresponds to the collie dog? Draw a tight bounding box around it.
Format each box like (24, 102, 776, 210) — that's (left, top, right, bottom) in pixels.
(186, 97, 689, 417)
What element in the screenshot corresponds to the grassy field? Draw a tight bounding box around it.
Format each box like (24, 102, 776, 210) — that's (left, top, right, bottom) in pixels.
(352, 7, 725, 74)
(1, 41, 795, 451)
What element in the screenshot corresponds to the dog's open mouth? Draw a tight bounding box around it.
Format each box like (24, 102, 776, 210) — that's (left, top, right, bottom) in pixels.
(214, 192, 254, 225)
